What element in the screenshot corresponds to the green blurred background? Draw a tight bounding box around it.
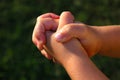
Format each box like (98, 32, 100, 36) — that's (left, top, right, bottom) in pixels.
(0, 0, 120, 80)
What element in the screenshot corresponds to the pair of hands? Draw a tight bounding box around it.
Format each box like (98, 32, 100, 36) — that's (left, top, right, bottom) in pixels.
(32, 11, 101, 60)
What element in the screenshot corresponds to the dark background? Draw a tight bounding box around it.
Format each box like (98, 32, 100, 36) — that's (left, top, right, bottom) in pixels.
(0, 0, 120, 80)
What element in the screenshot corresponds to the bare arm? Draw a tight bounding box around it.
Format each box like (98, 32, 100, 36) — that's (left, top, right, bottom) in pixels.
(96, 25, 120, 57)
(54, 24, 120, 58)
(32, 11, 120, 58)
(44, 31, 109, 80)
(43, 12, 109, 80)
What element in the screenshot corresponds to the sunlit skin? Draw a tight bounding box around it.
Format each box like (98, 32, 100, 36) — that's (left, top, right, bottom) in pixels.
(55, 24, 120, 58)
(32, 11, 120, 58)
(43, 12, 109, 80)
(44, 31, 109, 80)
(32, 11, 120, 80)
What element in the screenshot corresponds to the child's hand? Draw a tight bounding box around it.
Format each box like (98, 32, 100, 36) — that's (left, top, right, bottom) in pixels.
(43, 12, 109, 80)
(54, 23, 102, 57)
(32, 13, 59, 59)
(32, 11, 102, 58)
(43, 11, 88, 64)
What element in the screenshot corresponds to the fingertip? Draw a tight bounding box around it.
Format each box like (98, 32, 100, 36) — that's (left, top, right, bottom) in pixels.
(58, 11, 74, 30)
(55, 28, 73, 43)
(61, 11, 72, 16)
(54, 32, 63, 42)
(61, 11, 74, 21)
(54, 31, 69, 43)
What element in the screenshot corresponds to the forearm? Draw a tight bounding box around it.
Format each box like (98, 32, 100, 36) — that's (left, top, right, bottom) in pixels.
(44, 31, 109, 80)
(60, 41, 109, 80)
(62, 42, 109, 80)
(96, 25, 120, 57)
(64, 53, 109, 80)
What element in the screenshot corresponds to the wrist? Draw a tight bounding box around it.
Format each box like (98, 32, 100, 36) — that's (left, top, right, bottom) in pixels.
(85, 26, 102, 56)
(92, 26, 110, 55)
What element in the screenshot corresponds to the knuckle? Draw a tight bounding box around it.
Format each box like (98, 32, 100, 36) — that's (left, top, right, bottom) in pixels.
(36, 16, 42, 21)
(64, 24, 87, 34)
(65, 24, 76, 31)
(79, 24, 88, 32)
(32, 34, 37, 45)
(32, 36, 34, 42)
(32, 37, 36, 44)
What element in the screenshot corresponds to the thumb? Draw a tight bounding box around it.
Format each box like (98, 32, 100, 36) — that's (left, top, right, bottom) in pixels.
(55, 24, 87, 42)
(57, 11, 74, 31)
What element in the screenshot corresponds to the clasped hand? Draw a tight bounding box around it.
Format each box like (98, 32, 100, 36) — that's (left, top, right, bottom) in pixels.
(32, 11, 102, 61)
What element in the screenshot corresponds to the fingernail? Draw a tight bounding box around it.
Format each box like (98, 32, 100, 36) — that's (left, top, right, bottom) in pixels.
(55, 33, 63, 42)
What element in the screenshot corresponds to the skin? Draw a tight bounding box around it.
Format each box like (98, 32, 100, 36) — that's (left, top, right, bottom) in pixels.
(32, 11, 119, 79)
(54, 23, 102, 57)
(44, 31, 109, 80)
(55, 24, 120, 58)
(32, 13, 59, 59)
(43, 12, 109, 80)
(95, 25, 120, 57)
(32, 11, 120, 58)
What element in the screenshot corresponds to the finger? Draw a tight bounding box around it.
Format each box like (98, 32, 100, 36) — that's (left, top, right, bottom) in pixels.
(57, 11, 74, 31)
(41, 18, 59, 31)
(44, 31, 64, 63)
(41, 49, 53, 60)
(32, 18, 59, 50)
(32, 13, 59, 49)
(39, 13, 59, 19)
(55, 24, 87, 42)
(32, 20, 46, 50)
